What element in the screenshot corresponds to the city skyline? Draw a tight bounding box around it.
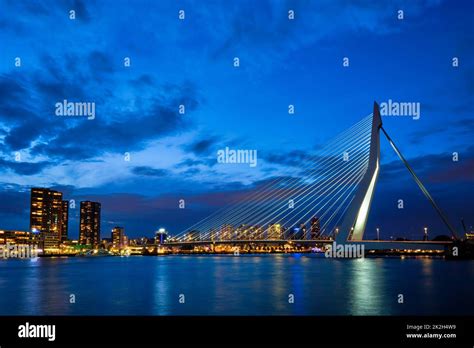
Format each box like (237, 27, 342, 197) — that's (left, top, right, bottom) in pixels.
(1, 184, 458, 246)
(0, 0, 473, 240)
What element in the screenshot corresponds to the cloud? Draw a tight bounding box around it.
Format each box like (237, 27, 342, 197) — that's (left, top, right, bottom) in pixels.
(88, 50, 116, 76)
(184, 135, 220, 156)
(410, 117, 474, 144)
(379, 147, 474, 184)
(132, 166, 168, 177)
(199, 0, 444, 70)
(0, 185, 30, 230)
(0, 52, 200, 162)
(0, 158, 54, 175)
(262, 149, 318, 167)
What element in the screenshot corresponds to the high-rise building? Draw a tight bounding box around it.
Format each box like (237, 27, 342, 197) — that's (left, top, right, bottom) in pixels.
(0, 230, 39, 245)
(236, 224, 249, 240)
(288, 226, 303, 240)
(310, 217, 321, 240)
(154, 228, 167, 244)
(30, 188, 68, 250)
(267, 223, 282, 240)
(112, 226, 125, 248)
(209, 228, 217, 241)
(299, 222, 307, 240)
(60, 200, 69, 242)
(79, 201, 101, 246)
(220, 224, 233, 240)
(254, 225, 263, 239)
(185, 230, 200, 241)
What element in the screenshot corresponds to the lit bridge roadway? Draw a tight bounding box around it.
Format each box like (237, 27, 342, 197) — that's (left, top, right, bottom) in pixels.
(164, 239, 452, 251)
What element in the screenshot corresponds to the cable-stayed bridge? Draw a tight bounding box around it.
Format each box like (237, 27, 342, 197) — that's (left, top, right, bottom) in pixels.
(166, 102, 456, 251)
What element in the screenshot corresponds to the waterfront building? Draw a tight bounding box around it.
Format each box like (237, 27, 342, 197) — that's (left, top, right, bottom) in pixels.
(101, 238, 112, 249)
(254, 225, 264, 239)
(79, 201, 101, 246)
(310, 217, 321, 239)
(299, 222, 308, 240)
(185, 230, 200, 241)
(209, 228, 217, 241)
(0, 230, 39, 245)
(61, 200, 69, 242)
(30, 188, 68, 250)
(155, 228, 168, 244)
(220, 224, 233, 240)
(267, 223, 282, 240)
(112, 226, 125, 248)
(236, 224, 250, 240)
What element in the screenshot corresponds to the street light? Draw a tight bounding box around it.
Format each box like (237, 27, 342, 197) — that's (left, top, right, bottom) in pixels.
(376, 227, 380, 241)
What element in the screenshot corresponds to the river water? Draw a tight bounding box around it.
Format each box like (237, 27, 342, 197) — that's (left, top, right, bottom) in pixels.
(0, 254, 472, 315)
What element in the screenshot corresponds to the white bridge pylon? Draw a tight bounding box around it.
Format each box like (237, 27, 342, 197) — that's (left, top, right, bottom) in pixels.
(337, 102, 458, 242)
(336, 102, 382, 242)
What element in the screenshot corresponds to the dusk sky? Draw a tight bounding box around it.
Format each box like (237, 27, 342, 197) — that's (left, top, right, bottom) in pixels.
(0, 0, 472, 240)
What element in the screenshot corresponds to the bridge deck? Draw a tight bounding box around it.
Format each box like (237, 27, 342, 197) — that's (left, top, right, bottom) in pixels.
(164, 239, 452, 250)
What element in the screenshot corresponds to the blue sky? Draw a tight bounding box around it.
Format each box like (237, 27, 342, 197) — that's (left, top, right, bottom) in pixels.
(0, 0, 472, 240)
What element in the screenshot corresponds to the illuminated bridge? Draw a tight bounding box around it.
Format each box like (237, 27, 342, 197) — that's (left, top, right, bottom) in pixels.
(166, 102, 456, 251)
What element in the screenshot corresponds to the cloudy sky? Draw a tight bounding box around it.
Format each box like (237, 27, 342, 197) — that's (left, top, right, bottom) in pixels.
(0, 0, 472, 240)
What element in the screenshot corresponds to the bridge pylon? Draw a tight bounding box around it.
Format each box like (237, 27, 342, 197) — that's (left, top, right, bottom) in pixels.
(336, 102, 382, 242)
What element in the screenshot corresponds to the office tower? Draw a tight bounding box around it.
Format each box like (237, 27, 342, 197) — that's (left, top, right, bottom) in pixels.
(185, 230, 200, 241)
(30, 188, 67, 250)
(288, 226, 301, 240)
(79, 201, 101, 246)
(299, 222, 307, 240)
(220, 224, 233, 240)
(236, 224, 249, 240)
(112, 226, 125, 248)
(154, 228, 168, 244)
(254, 225, 263, 239)
(60, 200, 69, 242)
(267, 223, 282, 240)
(310, 217, 321, 240)
(0, 230, 38, 245)
(209, 228, 217, 241)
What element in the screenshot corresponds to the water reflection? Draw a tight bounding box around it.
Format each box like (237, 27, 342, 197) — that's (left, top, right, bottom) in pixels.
(24, 258, 41, 314)
(349, 259, 384, 315)
(153, 258, 171, 315)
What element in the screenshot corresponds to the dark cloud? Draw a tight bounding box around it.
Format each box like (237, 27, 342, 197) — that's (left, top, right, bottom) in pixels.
(182, 168, 200, 176)
(175, 158, 203, 168)
(130, 74, 154, 87)
(0, 158, 54, 175)
(0, 76, 33, 124)
(88, 50, 115, 75)
(30, 97, 193, 160)
(263, 149, 317, 167)
(70, 0, 92, 22)
(175, 157, 217, 170)
(132, 166, 168, 177)
(380, 148, 474, 185)
(0, 52, 200, 161)
(410, 117, 474, 145)
(0, 186, 30, 230)
(184, 136, 220, 156)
